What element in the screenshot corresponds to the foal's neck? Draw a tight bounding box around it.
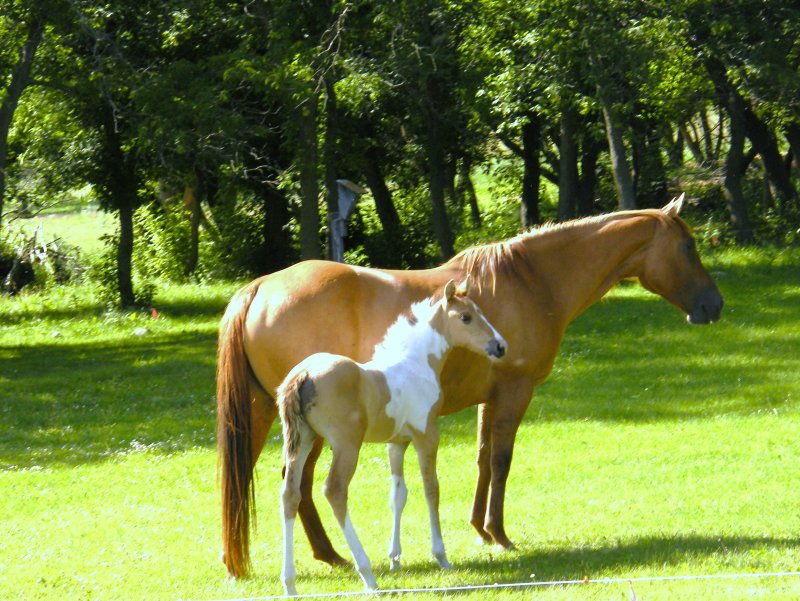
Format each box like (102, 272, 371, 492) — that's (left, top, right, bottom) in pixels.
(369, 301, 450, 375)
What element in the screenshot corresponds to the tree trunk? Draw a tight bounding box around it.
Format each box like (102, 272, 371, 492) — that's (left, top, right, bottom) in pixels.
(458, 156, 481, 228)
(261, 183, 295, 274)
(784, 122, 800, 175)
(427, 133, 455, 259)
(0, 17, 45, 230)
(117, 198, 136, 307)
(363, 145, 405, 264)
(520, 116, 541, 228)
(183, 183, 201, 276)
(323, 79, 339, 260)
(700, 108, 714, 159)
(557, 103, 579, 222)
(598, 89, 636, 210)
(741, 99, 797, 207)
(578, 134, 602, 215)
(297, 96, 322, 260)
(680, 122, 706, 166)
(723, 91, 754, 244)
(667, 125, 684, 169)
(632, 118, 667, 208)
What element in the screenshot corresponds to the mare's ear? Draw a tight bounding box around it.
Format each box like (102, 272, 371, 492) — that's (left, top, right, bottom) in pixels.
(662, 192, 686, 217)
(456, 278, 471, 297)
(444, 279, 456, 302)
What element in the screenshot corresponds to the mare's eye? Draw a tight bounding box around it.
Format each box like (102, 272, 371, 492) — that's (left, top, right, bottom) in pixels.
(459, 313, 472, 324)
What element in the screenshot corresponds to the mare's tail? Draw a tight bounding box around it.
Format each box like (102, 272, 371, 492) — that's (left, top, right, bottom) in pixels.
(277, 367, 311, 462)
(216, 280, 261, 578)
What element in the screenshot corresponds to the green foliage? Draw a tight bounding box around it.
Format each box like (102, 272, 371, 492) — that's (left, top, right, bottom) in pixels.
(132, 203, 193, 282)
(87, 231, 155, 309)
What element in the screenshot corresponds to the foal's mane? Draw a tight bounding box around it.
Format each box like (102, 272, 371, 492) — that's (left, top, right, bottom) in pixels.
(448, 210, 670, 292)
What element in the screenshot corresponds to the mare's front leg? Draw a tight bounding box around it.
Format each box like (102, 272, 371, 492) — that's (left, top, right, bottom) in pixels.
(470, 403, 494, 543)
(280, 425, 317, 596)
(325, 439, 378, 591)
(387, 441, 410, 570)
(480, 376, 535, 549)
(413, 422, 451, 569)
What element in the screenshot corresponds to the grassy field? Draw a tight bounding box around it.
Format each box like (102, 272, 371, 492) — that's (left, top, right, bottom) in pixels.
(1, 247, 799, 600)
(8, 207, 116, 256)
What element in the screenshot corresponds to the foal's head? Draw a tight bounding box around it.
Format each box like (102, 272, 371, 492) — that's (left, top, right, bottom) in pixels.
(438, 280, 507, 359)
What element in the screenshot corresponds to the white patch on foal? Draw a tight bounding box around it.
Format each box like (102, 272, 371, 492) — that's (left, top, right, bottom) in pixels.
(367, 298, 448, 437)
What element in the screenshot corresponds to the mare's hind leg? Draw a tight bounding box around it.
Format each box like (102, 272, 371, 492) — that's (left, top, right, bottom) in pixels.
(324, 439, 378, 591)
(387, 440, 410, 570)
(412, 423, 450, 569)
(281, 424, 316, 596)
(299, 436, 349, 566)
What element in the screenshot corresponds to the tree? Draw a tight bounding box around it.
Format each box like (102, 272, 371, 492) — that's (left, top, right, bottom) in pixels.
(0, 2, 46, 229)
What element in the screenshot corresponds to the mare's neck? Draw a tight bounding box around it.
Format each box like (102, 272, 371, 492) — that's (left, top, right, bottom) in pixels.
(519, 212, 658, 325)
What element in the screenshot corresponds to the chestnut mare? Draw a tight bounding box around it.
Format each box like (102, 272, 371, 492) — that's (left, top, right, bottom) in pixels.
(216, 195, 723, 577)
(278, 280, 507, 594)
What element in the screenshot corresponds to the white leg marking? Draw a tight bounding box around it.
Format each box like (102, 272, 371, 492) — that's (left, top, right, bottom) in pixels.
(342, 513, 378, 591)
(387, 442, 409, 571)
(281, 517, 297, 596)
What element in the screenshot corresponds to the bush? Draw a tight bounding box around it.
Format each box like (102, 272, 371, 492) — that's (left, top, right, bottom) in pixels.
(0, 226, 83, 294)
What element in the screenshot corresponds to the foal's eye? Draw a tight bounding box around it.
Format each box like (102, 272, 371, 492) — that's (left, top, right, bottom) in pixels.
(459, 313, 472, 324)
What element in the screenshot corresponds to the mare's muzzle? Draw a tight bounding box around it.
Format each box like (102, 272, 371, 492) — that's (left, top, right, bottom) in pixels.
(486, 338, 506, 359)
(687, 286, 724, 325)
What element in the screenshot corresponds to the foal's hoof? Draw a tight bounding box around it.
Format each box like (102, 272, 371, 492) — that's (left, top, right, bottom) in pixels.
(390, 558, 401, 571)
(435, 555, 452, 569)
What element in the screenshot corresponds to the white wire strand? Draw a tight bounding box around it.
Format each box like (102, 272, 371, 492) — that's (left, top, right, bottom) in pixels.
(189, 570, 800, 601)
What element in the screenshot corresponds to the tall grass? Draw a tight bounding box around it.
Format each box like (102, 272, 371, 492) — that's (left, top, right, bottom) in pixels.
(1, 247, 798, 600)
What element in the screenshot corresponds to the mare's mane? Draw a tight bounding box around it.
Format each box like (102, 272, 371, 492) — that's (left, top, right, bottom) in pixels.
(448, 209, 673, 292)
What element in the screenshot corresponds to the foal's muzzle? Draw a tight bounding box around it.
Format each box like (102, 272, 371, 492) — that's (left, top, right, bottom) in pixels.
(487, 339, 506, 359)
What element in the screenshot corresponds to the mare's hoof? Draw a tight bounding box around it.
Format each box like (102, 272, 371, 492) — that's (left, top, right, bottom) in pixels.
(315, 551, 350, 568)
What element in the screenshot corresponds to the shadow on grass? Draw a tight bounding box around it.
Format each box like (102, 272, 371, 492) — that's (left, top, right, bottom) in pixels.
(0, 332, 219, 469)
(387, 533, 800, 583)
(2, 259, 797, 468)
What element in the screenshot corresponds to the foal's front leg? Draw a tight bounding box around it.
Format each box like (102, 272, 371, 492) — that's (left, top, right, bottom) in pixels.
(387, 440, 410, 570)
(413, 423, 451, 569)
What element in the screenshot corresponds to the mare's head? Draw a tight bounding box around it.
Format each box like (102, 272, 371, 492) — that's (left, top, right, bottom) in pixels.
(637, 194, 723, 324)
(439, 280, 507, 358)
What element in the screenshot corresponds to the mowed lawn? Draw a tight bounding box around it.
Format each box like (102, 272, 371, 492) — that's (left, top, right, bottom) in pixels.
(1, 248, 799, 600)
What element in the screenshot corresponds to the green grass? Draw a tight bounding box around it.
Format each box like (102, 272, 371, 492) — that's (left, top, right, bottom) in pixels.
(8, 208, 116, 256)
(1, 248, 799, 600)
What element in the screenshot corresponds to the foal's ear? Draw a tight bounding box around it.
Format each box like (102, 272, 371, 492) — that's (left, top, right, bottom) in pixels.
(444, 279, 456, 302)
(456, 278, 471, 297)
(662, 192, 686, 217)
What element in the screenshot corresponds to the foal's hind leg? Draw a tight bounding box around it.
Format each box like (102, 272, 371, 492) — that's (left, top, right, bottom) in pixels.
(324, 439, 378, 591)
(412, 423, 451, 569)
(281, 425, 316, 596)
(387, 440, 410, 571)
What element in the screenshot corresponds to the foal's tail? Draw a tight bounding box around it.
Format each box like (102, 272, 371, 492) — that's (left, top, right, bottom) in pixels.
(277, 367, 310, 462)
(216, 280, 261, 579)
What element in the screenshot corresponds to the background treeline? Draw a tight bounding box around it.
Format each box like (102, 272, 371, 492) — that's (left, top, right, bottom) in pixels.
(1, 0, 799, 306)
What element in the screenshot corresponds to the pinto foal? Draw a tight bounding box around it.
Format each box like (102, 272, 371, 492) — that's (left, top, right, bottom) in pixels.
(277, 280, 507, 594)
